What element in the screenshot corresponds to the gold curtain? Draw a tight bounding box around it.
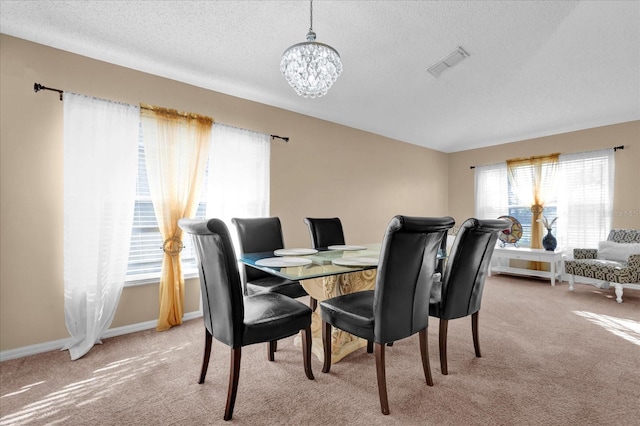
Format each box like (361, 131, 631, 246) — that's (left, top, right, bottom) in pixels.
(507, 153, 559, 269)
(140, 104, 213, 331)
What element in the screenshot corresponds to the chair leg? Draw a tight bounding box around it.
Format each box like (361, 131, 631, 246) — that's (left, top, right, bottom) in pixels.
(310, 297, 318, 312)
(267, 341, 277, 361)
(614, 283, 623, 303)
(375, 342, 390, 415)
(322, 320, 332, 373)
(224, 347, 241, 421)
(472, 311, 481, 358)
(199, 329, 213, 384)
(568, 275, 575, 291)
(367, 340, 373, 353)
(419, 328, 434, 386)
(439, 319, 449, 375)
(302, 325, 314, 380)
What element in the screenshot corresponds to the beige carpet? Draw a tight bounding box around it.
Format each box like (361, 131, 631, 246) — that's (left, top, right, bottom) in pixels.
(1, 276, 639, 425)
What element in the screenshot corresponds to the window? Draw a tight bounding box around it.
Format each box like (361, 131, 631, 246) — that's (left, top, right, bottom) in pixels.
(126, 123, 270, 283)
(506, 161, 558, 247)
(474, 163, 508, 221)
(556, 150, 615, 248)
(205, 124, 270, 251)
(126, 132, 206, 282)
(504, 205, 558, 247)
(475, 149, 614, 249)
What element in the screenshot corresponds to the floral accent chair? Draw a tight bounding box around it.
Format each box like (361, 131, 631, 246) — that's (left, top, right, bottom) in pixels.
(564, 229, 640, 303)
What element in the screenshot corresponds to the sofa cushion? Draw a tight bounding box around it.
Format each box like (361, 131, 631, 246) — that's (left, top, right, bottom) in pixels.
(564, 258, 637, 283)
(608, 229, 640, 243)
(597, 241, 640, 262)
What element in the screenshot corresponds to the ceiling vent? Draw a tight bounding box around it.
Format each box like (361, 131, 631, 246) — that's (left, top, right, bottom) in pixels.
(427, 46, 469, 77)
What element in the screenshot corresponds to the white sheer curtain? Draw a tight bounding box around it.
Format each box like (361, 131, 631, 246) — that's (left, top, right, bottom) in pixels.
(556, 149, 614, 249)
(63, 93, 139, 360)
(475, 163, 508, 220)
(206, 124, 270, 250)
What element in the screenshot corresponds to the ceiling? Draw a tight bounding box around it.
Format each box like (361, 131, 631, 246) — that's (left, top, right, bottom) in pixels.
(1, 1, 639, 153)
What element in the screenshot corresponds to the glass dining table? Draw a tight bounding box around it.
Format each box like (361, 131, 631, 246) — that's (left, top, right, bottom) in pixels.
(240, 243, 446, 364)
(239, 244, 382, 364)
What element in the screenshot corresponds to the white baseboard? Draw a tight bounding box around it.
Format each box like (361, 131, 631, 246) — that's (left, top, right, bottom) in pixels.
(0, 336, 73, 363)
(0, 310, 202, 362)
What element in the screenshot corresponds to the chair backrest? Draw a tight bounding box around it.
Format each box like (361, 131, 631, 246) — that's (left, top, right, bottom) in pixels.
(231, 217, 286, 282)
(303, 217, 346, 248)
(431, 218, 510, 320)
(607, 229, 640, 243)
(373, 215, 455, 343)
(178, 218, 244, 348)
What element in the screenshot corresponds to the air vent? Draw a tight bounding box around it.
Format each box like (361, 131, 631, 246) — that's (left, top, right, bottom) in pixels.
(427, 46, 470, 77)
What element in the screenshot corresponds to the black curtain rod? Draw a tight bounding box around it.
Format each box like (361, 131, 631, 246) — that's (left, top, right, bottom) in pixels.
(270, 134, 289, 143)
(469, 145, 625, 169)
(34, 83, 63, 101)
(33, 82, 290, 142)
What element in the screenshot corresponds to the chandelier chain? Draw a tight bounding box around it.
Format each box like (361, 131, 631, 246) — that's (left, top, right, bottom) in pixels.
(309, 0, 313, 31)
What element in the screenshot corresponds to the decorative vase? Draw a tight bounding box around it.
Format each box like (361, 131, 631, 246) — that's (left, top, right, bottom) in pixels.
(542, 229, 557, 251)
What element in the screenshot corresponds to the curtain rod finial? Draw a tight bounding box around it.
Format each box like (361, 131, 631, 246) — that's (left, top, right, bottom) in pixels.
(33, 82, 63, 100)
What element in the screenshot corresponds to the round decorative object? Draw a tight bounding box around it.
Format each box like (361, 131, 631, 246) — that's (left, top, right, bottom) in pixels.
(497, 216, 523, 247)
(163, 236, 184, 257)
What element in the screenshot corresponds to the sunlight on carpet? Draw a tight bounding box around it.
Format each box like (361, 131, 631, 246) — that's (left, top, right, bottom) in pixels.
(0, 345, 188, 426)
(0, 381, 44, 399)
(573, 311, 640, 346)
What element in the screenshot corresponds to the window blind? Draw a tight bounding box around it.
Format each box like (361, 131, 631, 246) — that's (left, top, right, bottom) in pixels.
(556, 149, 614, 249)
(126, 134, 206, 280)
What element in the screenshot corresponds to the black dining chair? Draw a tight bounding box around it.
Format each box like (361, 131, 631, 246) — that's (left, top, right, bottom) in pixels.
(178, 218, 314, 421)
(231, 217, 309, 300)
(303, 217, 346, 312)
(320, 215, 455, 415)
(303, 217, 346, 249)
(429, 218, 509, 375)
(232, 217, 312, 355)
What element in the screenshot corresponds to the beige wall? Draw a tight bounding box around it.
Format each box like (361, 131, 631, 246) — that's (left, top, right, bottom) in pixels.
(1, 34, 638, 353)
(447, 121, 640, 229)
(0, 35, 448, 352)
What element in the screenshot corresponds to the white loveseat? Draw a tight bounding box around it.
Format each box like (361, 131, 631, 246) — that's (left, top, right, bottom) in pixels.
(564, 229, 640, 303)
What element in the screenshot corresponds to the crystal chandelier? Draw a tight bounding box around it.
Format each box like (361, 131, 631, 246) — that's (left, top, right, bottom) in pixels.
(280, 0, 342, 98)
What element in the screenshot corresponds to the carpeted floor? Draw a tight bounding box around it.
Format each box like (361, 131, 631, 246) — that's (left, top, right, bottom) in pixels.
(1, 275, 639, 425)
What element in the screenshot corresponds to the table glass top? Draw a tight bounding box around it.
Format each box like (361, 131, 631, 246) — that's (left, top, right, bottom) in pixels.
(239, 243, 447, 281)
(239, 243, 382, 280)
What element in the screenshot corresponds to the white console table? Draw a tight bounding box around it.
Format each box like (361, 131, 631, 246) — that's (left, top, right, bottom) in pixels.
(489, 246, 564, 286)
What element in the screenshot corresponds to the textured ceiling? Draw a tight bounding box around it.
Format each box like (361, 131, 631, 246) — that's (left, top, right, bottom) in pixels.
(1, 0, 639, 153)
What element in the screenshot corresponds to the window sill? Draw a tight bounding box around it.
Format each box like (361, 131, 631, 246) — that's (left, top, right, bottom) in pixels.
(124, 271, 200, 287)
